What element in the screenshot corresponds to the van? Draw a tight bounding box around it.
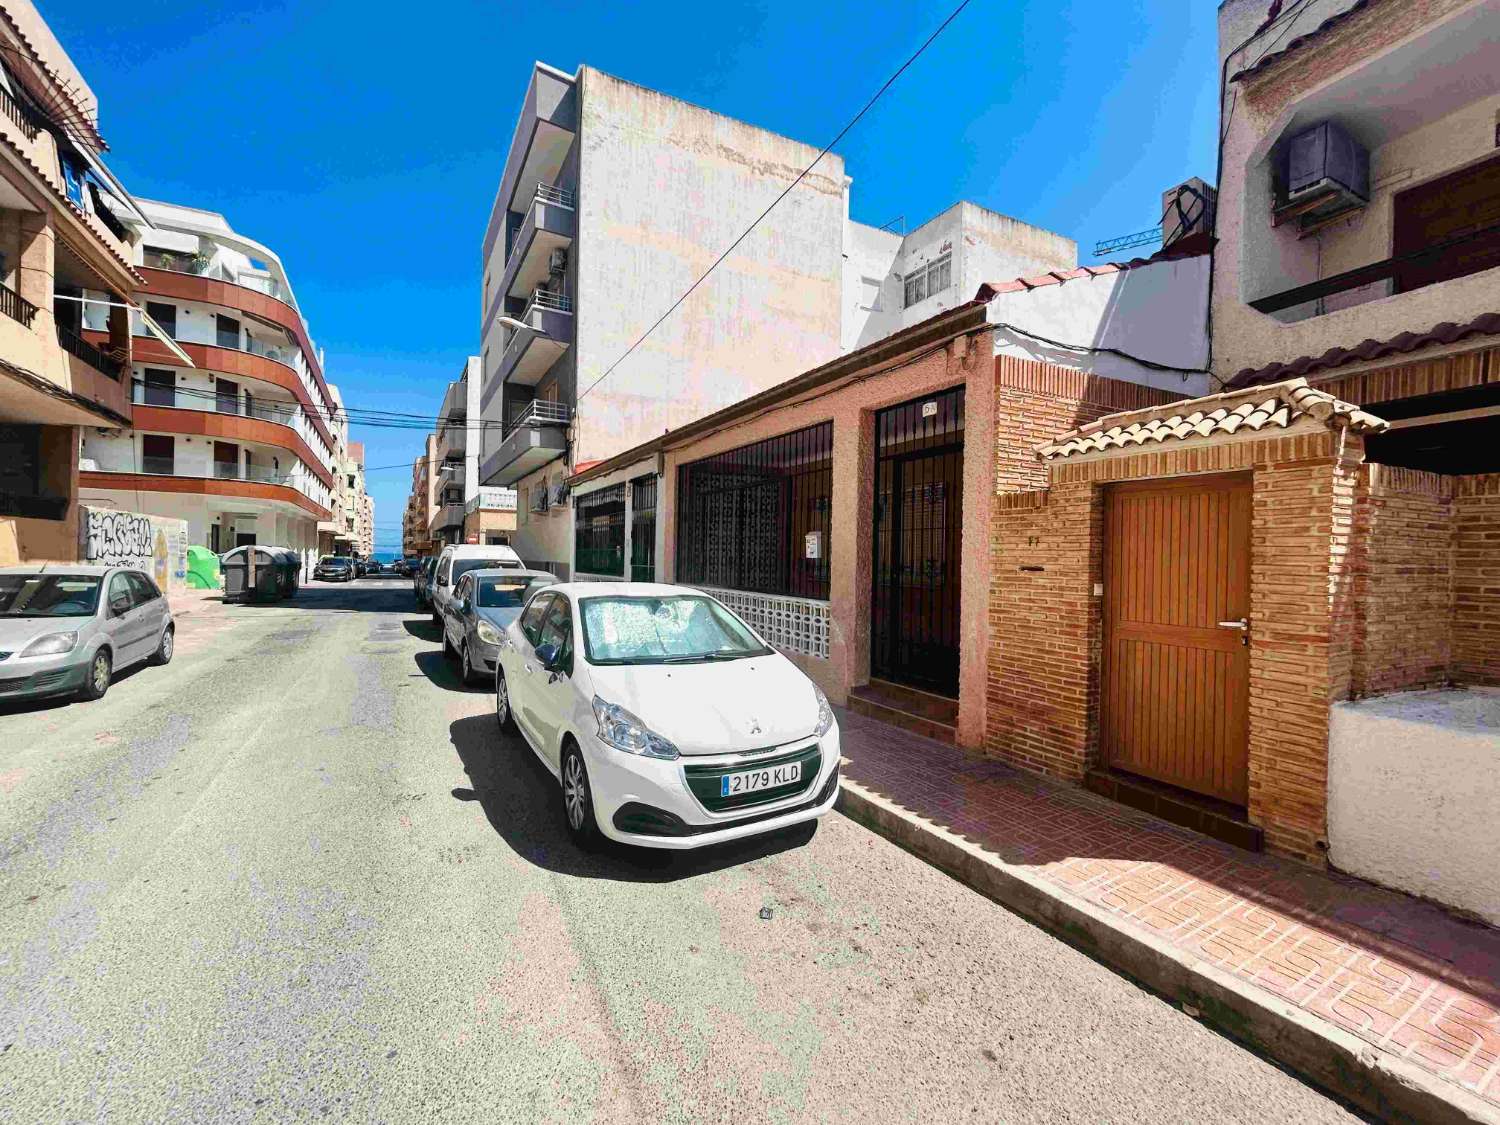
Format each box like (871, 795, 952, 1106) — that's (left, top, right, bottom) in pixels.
(429, 543, 524, 622)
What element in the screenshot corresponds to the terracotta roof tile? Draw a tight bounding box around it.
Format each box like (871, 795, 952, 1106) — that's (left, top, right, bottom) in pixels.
(1225, 312, 1500, 389)
(976, 233, 1214, 301)
(1036, 377, 1386, 460)
(1230, 0, 1372, 83)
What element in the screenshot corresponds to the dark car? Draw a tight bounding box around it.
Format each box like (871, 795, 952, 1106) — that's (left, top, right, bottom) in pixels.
(363, 560, 384, 576)
(414, 556, 438, 608)
(314, 556, 355, 582)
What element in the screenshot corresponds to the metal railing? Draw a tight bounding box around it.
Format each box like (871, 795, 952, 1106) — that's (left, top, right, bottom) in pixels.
(0, 83, 38, 140)
(57, 323, 122, 378)
(534, 181, 576, 208)
(466, 487, 518, 514)
(527, 288, 573, 314)
(130, 379, 306, 430)
(0, 280, 37, 327)
(503, 398, 571, 439)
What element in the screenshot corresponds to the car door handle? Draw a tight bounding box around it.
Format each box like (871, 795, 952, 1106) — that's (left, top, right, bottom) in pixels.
(522, 663, 534, 674)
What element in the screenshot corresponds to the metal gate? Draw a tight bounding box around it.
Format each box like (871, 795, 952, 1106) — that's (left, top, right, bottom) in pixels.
(871, 386, 964, 696)
(630, 475, 656, 583)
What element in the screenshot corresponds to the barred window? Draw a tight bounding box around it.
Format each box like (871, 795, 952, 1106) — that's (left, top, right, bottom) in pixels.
(675, 422, 832, 600)
(574, 484, 625, 576)
(903, 252, 953, 308)
(903, 270, 926, 308)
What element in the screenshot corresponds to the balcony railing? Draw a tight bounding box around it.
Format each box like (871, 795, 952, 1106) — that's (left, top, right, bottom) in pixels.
(57, 323, 122, 379)
(131, 379, 307, 427)
(141, 456, 175, 476)
(0, 281, 37, 327)
(527, 289, 573, 314)
(140, 248, 294, 304)
(1249, 220, 1500, 316)
(466, 487, 518, 514)
(0, 83, 38, 140)
(503, 398, 571, 439)
(534, 182, 576, 208)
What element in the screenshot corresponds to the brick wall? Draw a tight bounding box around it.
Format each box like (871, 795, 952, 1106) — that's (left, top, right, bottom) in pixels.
(1349, 466, 1454, 697)
(993, 356, 1183, 492)
(1454, 474, 1500, 685)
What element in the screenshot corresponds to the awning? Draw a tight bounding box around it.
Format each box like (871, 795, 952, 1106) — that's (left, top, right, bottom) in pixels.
(76, 146, 152, 230)
(51, 293, 195, 367)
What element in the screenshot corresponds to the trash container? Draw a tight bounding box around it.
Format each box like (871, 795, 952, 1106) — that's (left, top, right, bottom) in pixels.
(185, 545, 221, 589)
(272, 548, 301, 598)
(222, 545, 288, 602)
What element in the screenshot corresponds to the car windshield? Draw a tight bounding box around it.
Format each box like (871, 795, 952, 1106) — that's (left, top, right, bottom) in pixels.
(0, 574, 103, 618)
(579, 595, 771, 665)
(474, 575, 552, 609)
(319, 557, 346, 566)
(452, 558, 518, 584)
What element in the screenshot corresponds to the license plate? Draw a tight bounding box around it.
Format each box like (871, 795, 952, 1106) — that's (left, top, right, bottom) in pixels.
(720, 761, 801, 797)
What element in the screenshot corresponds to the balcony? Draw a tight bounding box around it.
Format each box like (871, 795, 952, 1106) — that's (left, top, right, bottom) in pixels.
(482, 399, 570, 487)
(0, 281, 37, 327)
(57, 323, 122, 379)
(496, 289, 573, 388)
(466, 487, 518, 515)
(436, 415, 467, 463)
(0, 82, 38, 141)
(500, 183, 575, 303)
(429, 501, 464, 534)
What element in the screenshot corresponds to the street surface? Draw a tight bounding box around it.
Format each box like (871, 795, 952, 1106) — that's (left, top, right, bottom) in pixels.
(0, 580, 1356, 1123)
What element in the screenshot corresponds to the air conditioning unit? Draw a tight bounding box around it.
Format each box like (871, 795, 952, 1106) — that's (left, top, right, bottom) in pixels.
(530, 488, 549, 514)
(1276, 121, 1369, 230)
(551, 481, 570, 507)
(548, 248, 568, 275)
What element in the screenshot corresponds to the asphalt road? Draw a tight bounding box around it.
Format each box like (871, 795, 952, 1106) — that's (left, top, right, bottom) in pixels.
(0, 580, 1357, 1123)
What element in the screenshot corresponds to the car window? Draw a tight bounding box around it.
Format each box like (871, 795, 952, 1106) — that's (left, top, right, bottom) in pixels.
(539, 597, 573, 661)
(125, 572, 160, 606)
(106, 572, 134, 614)
(519, 593, 553, 645)
(474, 575, 554, 608)
(0, 574, 102, 617)
(455, 574, 472, 604)
(437, 556, 451, 583)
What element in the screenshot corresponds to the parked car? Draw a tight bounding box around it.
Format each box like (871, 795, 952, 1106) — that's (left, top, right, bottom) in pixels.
(0, 566, 174, 704)
(441, 568, 557, 684)
(414, 557, 437, 608)
(363, 560, 384, 576)
(314, 556, 355, 582)
(429, 543, 524, 623)
(494, 582, 840, 849)
(392, 559, 409, 577)
(354, 559, 368, 577)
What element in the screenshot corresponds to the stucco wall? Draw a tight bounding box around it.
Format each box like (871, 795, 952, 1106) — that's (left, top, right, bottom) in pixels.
(572, 66, 847, 467)
(78, 505, 189, 591)
(1328, 687, 1500, 925)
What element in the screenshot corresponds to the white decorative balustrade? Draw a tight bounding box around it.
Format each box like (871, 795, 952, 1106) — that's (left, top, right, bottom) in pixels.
(697, 588, 830, 661)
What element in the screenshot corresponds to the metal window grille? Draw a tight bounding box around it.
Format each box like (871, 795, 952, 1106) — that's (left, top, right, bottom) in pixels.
(675, 421, 832, 600)
(699, 587, 830, 660)
(903, 269, 926, 308)
(630, 475, 657, 583)
(927, 252, 952, 295)
(575, 484, 625, 576)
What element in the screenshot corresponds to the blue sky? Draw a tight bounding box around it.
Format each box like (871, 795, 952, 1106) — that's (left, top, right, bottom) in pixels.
(44, 0, 1220, 556)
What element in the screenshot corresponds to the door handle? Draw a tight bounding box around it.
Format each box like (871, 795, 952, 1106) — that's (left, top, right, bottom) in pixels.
(1217, 619, 1248, 629)
(522, 663, 534, 674)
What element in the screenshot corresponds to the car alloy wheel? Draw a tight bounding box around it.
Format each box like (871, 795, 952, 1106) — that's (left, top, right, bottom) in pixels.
(80, 650, 111, 701)
(495, 670, 512, 731)
(563, 754, 588, 831)
(153, 626, 174, 666)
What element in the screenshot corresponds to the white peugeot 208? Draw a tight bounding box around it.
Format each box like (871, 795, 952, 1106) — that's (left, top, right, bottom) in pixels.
(494, 582, 840, 849)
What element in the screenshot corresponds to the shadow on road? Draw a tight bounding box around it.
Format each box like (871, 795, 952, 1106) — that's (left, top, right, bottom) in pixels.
(447, 713, 817, 882)
(403, 618, 442, 642)
(0, 664, 147, 717)
(413, 649, 487, 694)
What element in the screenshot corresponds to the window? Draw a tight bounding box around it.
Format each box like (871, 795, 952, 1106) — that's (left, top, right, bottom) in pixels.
(0, 423, 41, 498)
(520, 592, 552, 645)
(675, 422, 832, 600)
(105, 572, 133, 615)
(142, 369, 175, 407)
(579, 595, 770, 665)
(902, 252, 953, 308)
(215, 314, 240, 349)
(146, 301, 176, 339)
(538, 596, 573, 664)
(124, 571, 160, 606)
(575, 485, 625, 576)
(0, 573, 102, 617)
(141, 434, 174, 475)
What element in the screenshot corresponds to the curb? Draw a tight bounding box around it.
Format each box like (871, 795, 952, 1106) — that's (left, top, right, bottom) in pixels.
(836, 778, 1500, 1125)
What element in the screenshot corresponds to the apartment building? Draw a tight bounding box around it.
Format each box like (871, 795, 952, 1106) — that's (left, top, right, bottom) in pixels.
(317, 384, 350, 555)
(479, 63, 1075, 577)
(339, 440, 373, 557)
(0, 0, 144, 565)
(78, 199, 340, 576)
(403, 433, 438, 557)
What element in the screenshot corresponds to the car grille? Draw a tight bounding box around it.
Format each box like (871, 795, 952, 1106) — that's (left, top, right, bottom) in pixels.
(682, 743, 822, 813)
(616, 765, 839, 836)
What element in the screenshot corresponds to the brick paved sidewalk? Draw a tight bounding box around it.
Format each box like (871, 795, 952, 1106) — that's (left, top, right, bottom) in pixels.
(835, 707, 1500, 1123)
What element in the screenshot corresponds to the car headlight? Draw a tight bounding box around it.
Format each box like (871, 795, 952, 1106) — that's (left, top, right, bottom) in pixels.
(21, 631, 78, 658)
(476, 620, 502, 645)
(592, 696, 680, 761)
(813, 684, 835, 737)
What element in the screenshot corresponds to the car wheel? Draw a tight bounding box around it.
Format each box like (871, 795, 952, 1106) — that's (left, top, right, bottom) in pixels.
(495, 668, 515, 733)
(149, 625, 174, 666)
(442, 630, 455, 660)
(561, 743, 600, 847)
(461, 642, 480, 686)
(78, 648, 111, 702)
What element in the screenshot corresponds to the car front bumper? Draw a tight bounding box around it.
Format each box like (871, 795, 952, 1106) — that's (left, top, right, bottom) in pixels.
(0, 653, 89, 702)
(584, 726, 842, 850)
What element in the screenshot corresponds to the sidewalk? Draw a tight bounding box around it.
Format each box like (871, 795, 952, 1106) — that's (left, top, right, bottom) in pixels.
(834, 707, 1500, 1124)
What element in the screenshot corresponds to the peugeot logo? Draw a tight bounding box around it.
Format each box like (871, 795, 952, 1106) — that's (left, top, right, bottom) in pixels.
(747, 717, 763, 735)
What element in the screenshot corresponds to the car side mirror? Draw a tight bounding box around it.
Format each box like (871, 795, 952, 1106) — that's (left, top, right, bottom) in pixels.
(109, 594, 131, 616)
(438, 576, 449, 587)
(535, 642, 560, 671)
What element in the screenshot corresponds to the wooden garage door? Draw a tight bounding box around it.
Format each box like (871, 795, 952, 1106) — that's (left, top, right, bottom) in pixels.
(1101, 474, 1250, 805)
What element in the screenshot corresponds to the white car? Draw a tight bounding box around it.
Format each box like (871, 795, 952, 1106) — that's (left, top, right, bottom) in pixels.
(494, 582, 840, 849)
(429, 543, 523, 623)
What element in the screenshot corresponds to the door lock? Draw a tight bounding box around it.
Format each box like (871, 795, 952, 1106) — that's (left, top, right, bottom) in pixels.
(1217, 618, 1249, 645)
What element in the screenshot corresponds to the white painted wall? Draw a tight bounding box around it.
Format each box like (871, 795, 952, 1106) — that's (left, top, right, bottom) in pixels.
(1329, 687, 1500, 926)
(842, 216, 903, 351)
(987, 253, 1214, 397)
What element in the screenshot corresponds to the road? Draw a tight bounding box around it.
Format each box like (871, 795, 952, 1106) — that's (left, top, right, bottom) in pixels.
(0, 580, 1356, 1123)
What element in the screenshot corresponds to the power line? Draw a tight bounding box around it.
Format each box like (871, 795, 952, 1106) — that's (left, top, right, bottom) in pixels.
(573, 0, 975, 409)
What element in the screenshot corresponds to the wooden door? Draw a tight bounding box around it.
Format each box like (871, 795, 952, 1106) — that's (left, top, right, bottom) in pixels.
(1394, 153, 1500, 293)
(1101, 474, 1250, 805)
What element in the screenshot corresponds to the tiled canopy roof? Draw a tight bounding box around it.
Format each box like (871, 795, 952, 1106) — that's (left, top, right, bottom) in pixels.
(1036, 378, 1387, 460)
(1225, 312, 1500, 389)
(1230, 0, 1372, 83)
(976, 233, 1213, 300)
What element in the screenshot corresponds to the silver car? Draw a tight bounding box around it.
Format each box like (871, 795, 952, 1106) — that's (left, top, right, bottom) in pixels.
(0, 565, 174, 704)
(441, 568, 556, 685)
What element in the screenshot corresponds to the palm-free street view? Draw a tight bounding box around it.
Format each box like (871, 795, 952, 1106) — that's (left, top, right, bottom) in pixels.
(2, 1, 1498, 1122)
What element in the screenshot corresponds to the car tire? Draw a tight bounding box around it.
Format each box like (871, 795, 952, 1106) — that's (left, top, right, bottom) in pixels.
(442, 630, 455, 660)
(461, 642, 480, 686)
(149, 625, 174, 666)
(78, 648, 111, 702)
(561, 743, 601, 848)
(495, 668, 516, 734)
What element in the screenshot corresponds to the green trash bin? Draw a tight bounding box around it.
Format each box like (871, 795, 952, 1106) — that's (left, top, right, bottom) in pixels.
(186, 545, 221, 589)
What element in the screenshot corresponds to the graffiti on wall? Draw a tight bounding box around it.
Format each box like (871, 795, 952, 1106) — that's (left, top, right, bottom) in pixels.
(80, 507, 189, 590)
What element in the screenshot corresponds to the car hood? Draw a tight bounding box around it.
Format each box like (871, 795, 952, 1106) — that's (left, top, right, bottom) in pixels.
(585, 653, 819, 756)
(0, 617, 86, 655)
(475, 606, 522, 633)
